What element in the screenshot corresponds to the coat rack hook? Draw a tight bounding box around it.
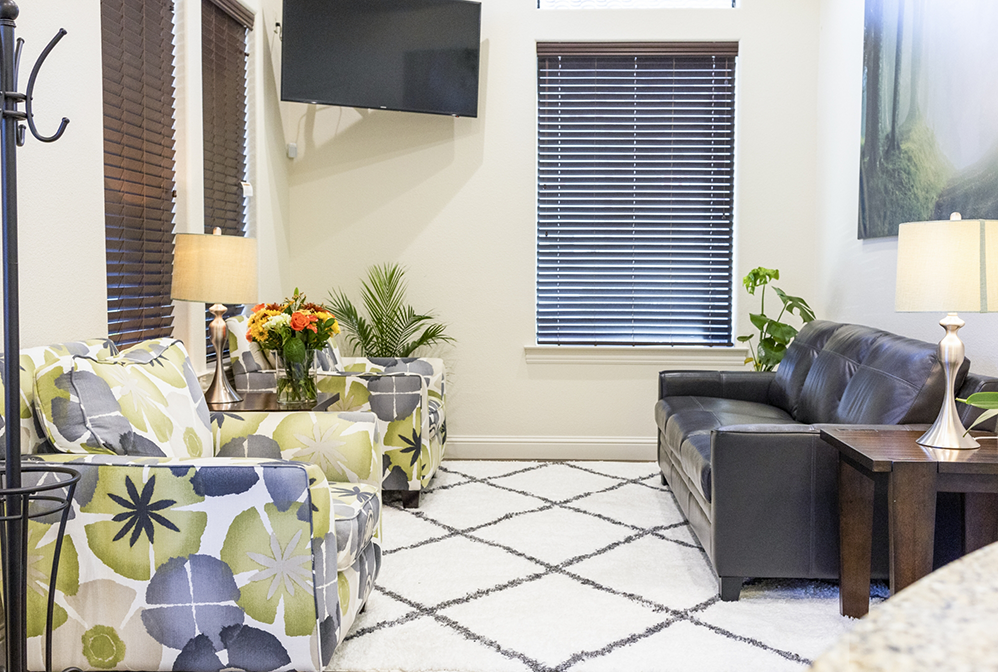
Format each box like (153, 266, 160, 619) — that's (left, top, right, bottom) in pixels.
(24, 28, 69, 143)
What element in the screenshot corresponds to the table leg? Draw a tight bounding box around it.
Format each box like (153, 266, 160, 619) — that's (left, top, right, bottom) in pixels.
(888, 462, 936, 594)
(839, 457, 875, 618)
(964, 492, 998, 553)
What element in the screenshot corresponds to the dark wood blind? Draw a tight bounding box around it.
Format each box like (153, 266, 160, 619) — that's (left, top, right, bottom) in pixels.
(102, 0, 177, 347)
(537, 43, 737, 345)
(202, 0, 249, 359)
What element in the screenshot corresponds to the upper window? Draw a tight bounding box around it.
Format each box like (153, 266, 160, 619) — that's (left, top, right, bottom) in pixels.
(202, 0, 252, 359)
(539, 1, 735, 8)
(536, 42, 737, 346)
(102, 0, 177, 346)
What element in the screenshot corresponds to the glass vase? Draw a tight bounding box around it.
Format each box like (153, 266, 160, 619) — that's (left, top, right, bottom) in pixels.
(273, 348, 318, 408)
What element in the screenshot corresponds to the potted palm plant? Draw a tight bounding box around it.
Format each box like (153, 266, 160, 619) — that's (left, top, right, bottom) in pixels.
(325, 263, 454, 357)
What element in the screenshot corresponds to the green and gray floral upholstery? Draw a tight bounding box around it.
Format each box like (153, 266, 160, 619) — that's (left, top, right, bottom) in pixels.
(1, 338, 382, 672)
(225, 315, 447, 508)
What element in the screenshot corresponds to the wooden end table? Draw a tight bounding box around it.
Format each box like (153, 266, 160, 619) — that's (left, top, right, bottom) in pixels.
(208, 391, 339, 413)
(820, 427, 998, 618)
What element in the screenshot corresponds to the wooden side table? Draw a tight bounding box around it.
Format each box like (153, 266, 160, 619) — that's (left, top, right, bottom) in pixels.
(208, 391, 339, 413)
(820, 427, 998, 618)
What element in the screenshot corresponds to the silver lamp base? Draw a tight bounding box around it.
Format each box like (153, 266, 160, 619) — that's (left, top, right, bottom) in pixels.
(916, 313, 979, 450)
(205, 303, 242, 405)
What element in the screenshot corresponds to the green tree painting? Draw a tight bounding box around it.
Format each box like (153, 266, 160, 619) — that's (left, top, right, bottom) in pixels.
(859, 0, 998, 239)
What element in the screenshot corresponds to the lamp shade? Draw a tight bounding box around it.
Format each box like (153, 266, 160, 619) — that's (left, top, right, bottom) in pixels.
(896, 218, 998, 313)
(171, 231, 258, 305)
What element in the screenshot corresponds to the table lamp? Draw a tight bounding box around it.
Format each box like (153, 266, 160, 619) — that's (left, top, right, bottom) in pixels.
(895, 214, 998, 449)
(171, 227, 258, 404)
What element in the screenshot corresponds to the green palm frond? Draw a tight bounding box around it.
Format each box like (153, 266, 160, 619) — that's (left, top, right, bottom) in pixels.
(325, 264, 454, 358)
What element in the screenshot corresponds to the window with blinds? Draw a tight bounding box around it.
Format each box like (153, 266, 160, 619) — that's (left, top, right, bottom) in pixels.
(536, 42, 737, 346)
(202, 0, 252, 359)
(539, 1, 735, 8)
(102, 0, 177, 347)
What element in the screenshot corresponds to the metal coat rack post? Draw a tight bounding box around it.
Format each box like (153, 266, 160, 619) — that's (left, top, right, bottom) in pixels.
(1, 2, 79, 672)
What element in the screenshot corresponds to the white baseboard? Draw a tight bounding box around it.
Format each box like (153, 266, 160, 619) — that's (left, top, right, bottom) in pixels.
(445, 435, 657, 461)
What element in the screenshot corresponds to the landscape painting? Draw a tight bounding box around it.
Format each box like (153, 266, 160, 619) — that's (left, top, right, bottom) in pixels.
(859, 0, 998, 239)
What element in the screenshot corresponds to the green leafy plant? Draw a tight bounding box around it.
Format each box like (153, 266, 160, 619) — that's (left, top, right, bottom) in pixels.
(737, 267, 816, 371)
(325, 263, 454, 358)
(957, 392, 998, 433)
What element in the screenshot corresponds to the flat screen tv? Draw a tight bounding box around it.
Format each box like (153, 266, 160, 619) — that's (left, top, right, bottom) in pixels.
(281, 0, 482, 118)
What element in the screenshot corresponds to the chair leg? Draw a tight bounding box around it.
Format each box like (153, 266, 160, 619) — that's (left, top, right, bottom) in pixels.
(718, 576, 743, 601)
(401, 490, 421, 509)
(661, 472, 668, 486)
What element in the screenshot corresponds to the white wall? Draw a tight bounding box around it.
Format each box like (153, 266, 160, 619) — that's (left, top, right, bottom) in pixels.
(816, 0, 998, 376)
(2, 0, 291, 374)
(278, 0, 824, 458)
(6, 0, 107, 347)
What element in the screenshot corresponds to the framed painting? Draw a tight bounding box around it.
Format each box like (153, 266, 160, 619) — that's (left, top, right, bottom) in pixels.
(859, 0, 998, 239)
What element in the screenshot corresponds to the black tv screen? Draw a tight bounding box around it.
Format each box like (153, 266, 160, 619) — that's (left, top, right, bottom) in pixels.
(281, 0, 482, 118)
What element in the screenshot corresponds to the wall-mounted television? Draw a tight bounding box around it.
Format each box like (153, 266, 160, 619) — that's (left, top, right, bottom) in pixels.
(281, 0, 482, 118)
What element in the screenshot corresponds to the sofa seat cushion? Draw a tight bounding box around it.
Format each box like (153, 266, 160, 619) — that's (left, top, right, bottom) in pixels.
(657, 396, 798, 503)
(330, 483, 381, 571)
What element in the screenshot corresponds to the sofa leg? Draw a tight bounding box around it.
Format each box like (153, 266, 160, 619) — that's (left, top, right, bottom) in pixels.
(401, 490, 421, 509)
(718, 576, 743, 601)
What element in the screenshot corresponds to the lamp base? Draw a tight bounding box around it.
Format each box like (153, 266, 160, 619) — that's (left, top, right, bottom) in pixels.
(916, 313, 979, 450)
(205, 303, 241, 405)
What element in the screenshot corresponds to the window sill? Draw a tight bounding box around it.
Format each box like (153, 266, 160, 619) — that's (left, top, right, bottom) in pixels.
(523, 345, 750, 367)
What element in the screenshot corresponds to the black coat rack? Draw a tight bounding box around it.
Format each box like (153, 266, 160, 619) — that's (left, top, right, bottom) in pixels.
(1, 2, 79, 672)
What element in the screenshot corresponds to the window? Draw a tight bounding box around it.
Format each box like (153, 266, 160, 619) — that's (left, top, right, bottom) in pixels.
(536, 42, 737, 346)
(202, 0, 252, 359)
(539, 1, 736, 9)
(102, 0, 177, 346)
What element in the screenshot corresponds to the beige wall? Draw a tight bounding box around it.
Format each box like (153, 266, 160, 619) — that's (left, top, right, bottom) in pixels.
(815, 0, 998, 377)
(16, 0, 974, 459)
(278, 0, 823, 458)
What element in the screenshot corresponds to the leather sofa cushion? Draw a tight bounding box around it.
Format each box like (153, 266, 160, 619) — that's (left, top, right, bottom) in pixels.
(796, 324, 964, 425)
(768, 320, 844, 418)
(657, 396, 797, 502)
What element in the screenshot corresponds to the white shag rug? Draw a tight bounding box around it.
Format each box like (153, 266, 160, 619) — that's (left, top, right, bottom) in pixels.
(328, 461, 870, 672)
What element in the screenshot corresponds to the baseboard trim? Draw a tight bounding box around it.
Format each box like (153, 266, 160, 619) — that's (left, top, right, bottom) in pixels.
(445, 435, 656, 461)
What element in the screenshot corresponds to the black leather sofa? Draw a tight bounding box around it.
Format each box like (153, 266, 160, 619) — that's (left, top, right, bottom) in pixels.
(655, 320, 998, 600)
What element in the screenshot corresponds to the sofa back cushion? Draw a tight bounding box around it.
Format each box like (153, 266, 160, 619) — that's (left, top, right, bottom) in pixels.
(795, 324, 963, 425)
(768, 320, 845, 417)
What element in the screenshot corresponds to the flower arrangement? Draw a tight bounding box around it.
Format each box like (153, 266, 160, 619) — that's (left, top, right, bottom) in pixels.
(246, 288, 340, 406)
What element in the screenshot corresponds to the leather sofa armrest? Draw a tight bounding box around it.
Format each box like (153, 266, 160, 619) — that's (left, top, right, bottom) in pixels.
(658, 370, 776, 402)
(956, 372, 998, 432)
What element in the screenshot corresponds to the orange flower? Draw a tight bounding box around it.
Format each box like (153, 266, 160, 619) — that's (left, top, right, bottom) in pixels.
(252, 303, 265, 313)
(289, 312, 311, 332)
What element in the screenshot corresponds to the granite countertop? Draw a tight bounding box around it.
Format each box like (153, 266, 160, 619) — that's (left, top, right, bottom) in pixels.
(811, 541, 998, 671)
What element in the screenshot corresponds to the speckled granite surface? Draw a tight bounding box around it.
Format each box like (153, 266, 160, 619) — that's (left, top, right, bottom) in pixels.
(811, 541, 998, 671)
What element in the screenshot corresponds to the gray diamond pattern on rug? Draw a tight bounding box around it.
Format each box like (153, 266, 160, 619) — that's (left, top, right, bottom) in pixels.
(328, 461, 862, 672)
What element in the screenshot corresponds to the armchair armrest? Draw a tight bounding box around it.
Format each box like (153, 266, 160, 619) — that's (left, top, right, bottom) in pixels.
(659, 370, 776, 402)
(211, 409, 381, 491)
(26, 453, 337, 671)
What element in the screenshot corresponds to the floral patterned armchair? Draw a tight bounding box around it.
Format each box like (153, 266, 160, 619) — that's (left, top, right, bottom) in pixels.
(228, 314, 447, 508)
(3, 338, 381, 672)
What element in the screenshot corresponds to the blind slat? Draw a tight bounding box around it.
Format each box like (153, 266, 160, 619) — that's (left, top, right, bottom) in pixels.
(536, 48, 736, 346)
(102, 0, 177, 348)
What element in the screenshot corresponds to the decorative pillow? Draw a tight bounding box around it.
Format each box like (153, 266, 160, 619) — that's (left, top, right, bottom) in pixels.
(33, 338, 212, 457)
(316, 337, 344, 373)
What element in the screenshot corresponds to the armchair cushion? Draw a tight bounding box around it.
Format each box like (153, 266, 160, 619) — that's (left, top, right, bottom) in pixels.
(33, 339, 211, 458)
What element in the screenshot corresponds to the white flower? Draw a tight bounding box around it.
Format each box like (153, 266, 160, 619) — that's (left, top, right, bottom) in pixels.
(265, 313, 291, 330)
